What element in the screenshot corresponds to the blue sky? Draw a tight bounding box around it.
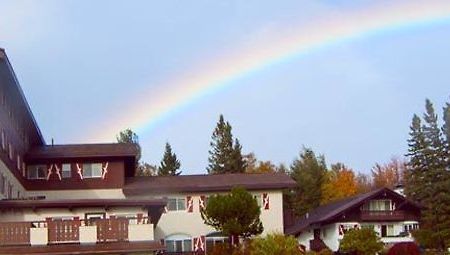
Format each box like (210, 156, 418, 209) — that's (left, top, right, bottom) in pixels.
(1, 0, 449, 174)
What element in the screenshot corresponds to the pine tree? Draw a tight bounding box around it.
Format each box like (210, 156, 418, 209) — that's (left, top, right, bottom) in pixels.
(405, 100, 450, 251)
(158, 142, 181, 176)
(207, 115, 245, 174)
(289, 147, 327, 217)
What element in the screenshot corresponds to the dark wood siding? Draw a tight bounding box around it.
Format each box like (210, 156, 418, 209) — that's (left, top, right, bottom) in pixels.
(24, 159, 126, 190)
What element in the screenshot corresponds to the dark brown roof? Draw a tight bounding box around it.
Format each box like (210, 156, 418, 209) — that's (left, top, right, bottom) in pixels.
(0, 240, 165, 254)
(26, 143, 138, 160)
(285, 187, 421, 235)
(124, 173, 297, 195)
(0, 198, 166, 209)
(0, 48, 45, 146)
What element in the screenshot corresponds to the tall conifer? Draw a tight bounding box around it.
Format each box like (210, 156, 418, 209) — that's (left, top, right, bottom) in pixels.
(158, 142, 181, 176)
(207, 115, 245, 174)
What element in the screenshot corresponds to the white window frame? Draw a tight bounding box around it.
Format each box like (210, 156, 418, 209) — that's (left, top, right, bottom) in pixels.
(27, 165, 47, 180)
(82, 163, 103, 178)
(167, 197, 186, 211)
(62, 164, 71, 178)
(165, 234, 192, 252)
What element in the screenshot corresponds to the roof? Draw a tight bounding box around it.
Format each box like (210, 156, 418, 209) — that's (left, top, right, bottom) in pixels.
(25, 143, 139, 160)
(124, 173, 297, 195)
(285, 187, 421, 235)
(0, 198, 167, 209)
(0, 48, 45, 146)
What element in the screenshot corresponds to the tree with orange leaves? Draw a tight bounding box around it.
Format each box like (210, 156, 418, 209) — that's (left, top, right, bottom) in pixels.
(321, 163, 358, 204)
(371, 157, 405, 189)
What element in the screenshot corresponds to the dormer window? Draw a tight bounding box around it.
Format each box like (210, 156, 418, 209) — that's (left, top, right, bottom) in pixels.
(362, 199, 392, 211)
(82, 163, 103, 178)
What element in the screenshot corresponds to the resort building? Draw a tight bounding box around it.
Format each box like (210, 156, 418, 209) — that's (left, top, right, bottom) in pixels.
(0, 48, 296, 254)
(286, 187, 421, 252)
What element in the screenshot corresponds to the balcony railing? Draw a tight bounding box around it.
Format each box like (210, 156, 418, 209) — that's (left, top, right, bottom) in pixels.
(360, 210, 405, 221)
(0, 216, 153, 246)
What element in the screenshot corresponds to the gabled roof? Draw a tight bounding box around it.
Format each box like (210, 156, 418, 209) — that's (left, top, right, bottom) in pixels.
(124, 173, 296, 195)
(26, 143, 139, 160)
(285, 187, 421, 235)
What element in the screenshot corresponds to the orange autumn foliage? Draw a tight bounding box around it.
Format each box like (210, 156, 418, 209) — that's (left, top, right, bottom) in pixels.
(321, 163, 358, 204)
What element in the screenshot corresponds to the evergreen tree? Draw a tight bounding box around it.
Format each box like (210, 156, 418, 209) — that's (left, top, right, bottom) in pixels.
(289, 147, 327, 217)
(405, 100, 450, 251)
(158, 142, 181, 176)
(207, 115, 245, 174)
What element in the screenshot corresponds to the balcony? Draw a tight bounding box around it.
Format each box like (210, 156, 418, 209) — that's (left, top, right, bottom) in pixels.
(360, 210, 405, 221)
(0, 216, 154, 247)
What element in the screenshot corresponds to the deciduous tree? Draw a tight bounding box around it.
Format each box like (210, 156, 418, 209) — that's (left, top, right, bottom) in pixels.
(200, 187, 263, 244)
(371, 157, 405, 189)
(339, 228, 384, 255)
(321, 163, 358, 204)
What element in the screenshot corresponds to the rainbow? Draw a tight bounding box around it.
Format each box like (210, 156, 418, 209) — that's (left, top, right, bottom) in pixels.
(88, 0, 450, 141)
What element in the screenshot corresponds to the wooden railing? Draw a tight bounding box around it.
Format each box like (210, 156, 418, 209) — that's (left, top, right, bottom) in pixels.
(47, 218, 81, 244)
(96, 217, 129, 242)
(360, 210, 405, 221)
(0, 222, 31, 246)
(0, 216, 149, 246)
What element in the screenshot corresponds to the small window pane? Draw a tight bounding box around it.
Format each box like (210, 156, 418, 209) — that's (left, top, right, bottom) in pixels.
(177, 198, 186, 210)
(166, 240, 175, 252)
(83, 163, 102, 178)
(175, 240, 183, 252)
(183, 239, 192, 251)
(62, 164, 71, 178)
(168, 199, 177, 211)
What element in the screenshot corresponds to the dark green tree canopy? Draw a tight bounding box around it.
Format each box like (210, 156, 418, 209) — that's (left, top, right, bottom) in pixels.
(158, 142, 181, 176)
(116, 128, 141, 162)
(200, 187, 263, 240)
(339, 228, 384, 255)
(289, 147, 327, 217)
(207, 115, 246, 174)
(404, 99, 450, 251)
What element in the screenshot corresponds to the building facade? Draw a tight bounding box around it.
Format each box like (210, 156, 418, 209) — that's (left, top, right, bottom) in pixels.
(286, 187, 421, 252)
(0, 48, 296, 254)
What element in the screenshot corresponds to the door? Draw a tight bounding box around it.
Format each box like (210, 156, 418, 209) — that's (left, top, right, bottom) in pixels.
(381, 225, 387, 237)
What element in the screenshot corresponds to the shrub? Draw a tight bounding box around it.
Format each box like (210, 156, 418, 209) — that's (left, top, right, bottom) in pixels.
(250, 233, 302, 255)
(339, 228, 384, 255)
(387, 242, 420, 255)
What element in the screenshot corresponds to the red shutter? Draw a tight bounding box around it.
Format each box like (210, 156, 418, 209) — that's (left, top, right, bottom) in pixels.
(199, 195, 207, 211)
(194, 235, 206, 253)
(263, 193, 270, 210)
(186, 196, 193, 213)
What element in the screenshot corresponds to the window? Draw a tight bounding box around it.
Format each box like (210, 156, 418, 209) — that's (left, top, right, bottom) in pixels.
(16, 155, 21, 171)
(381, 224, 394, 237)
(206, 236, 228, 252)
(7, 183, 12, 199)
(167, 198, 186, 211)
(0, 174, 4, 195)
(0, 130, 5, 151)
(82, 163, 102, 178)
(27, 165, 47, 179)
(85, 212, 106, 226)
(8, 143, 13, 160)
(362, 199, 392, 211)
(165, 234, 192, 252)
(62, 164, 71, 178)
(254, 194, 262, 207)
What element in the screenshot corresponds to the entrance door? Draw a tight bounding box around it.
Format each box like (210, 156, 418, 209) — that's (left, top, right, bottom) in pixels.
(381, 225, 387, 237)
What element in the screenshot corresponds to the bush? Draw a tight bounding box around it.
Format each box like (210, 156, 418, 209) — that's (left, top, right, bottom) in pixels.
(250, 233, 302, 255)
(387, 242, 420, 255)
(339, 228, 384, 255)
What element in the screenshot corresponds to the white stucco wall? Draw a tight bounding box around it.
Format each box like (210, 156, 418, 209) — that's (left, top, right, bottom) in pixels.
(0, 159, 26, 199)
(26, 189, 126, 199)
(0, 206, 147, 222)
(130, 190, 285, 241)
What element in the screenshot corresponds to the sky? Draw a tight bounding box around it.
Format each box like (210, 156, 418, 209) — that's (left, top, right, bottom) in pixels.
(0, 0, 449, 174)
